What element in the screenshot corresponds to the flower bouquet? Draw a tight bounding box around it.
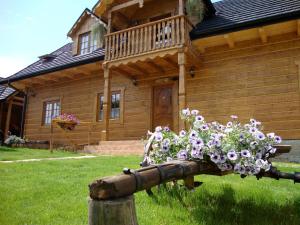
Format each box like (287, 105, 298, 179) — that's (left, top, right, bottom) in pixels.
(52, 113, 80, 131)
(143, 109, 282, 177)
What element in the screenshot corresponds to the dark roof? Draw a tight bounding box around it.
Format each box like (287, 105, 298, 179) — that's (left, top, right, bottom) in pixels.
(191, 0, 300, 39)
(0, 85, 15, 101)
(0, 43, 105, 84)
(2, 0, 300, 84)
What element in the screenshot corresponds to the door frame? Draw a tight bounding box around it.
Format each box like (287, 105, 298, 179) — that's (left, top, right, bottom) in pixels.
(150, 80, 178, 132)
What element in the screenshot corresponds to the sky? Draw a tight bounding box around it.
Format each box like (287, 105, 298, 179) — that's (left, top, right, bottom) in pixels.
(0, 0, 221, 78)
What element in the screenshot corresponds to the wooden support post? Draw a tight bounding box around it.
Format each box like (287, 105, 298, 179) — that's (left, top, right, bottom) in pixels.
(101, 64, 111, 141)
(178, 0, 184, 15)
(0, 103, 3, 129)
(4, 100, 13, 139)
(296, 61, 300, 90)
(178, 50, 187, 130)
(50, 122, 54, 153)
(88, 195, 138, 225)
(184, 175, 195, 190)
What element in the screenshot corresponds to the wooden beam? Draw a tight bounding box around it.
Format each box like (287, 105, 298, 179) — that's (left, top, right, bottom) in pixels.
(109, 0, 143, 13)
(224, 34, 235, 48)
(4, 100, 13, 139)
(128, 64, 148, 75)
(178, 51, 186, 130)
(297, 20, 300, 36)
(12, 96, 24, 102)
(162, 57, 178, 68)
(112, 68, 134, 79)
(145, 61, 165, 73)
(101, 64, 111, 141)
(258, 28, 268, 43)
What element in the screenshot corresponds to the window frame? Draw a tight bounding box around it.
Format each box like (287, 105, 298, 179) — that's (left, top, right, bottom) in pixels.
(78, 32, 91, 55)
(96, 87, 125, 124)
(42, 99, 61, 126)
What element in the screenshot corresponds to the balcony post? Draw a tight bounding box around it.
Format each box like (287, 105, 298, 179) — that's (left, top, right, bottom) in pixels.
(178, 0, 184, 15)
(178, 49, 187, 130)
(101, 63, 111, 141)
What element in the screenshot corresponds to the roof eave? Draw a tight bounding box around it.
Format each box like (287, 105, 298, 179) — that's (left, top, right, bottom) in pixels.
(0, 55, 105, 85)
(191, 11, 300, 40)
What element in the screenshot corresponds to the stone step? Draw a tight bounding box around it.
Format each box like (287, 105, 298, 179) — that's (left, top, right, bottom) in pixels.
(98, 140, 144, 146)
(84, 140, 144, 156)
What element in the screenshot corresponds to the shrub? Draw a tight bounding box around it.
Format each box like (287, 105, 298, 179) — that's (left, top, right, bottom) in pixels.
(4, 135, 25, 147)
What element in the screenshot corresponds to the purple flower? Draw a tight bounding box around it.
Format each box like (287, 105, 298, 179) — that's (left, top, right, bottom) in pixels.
(241, 149, 251, 158)
(195, 115, 204, 122)
(155, 132, 163, 142)
(191, 110, 199, 116)
(250, 118, 256, 125)
(267, 133, 275, 139)
(227, 150, 238, 161)
(182, 108, 191, 117)
(189, 130, 198, 140)
(200, 124, 209, 131)
(274, 136, 282, 144)
(219, 155, 227, 163)
(177, 150, 188, 160)
(231, 115, 238, 120)
(249, 127, 257, 134)
(179, 130, 187, 137)
(163, 127, 170, 132)
(155, 126, 162, 132)
(191, 148, 203, 159)
(210, 154, 220, 163)
(256, 132, 266, 141)
(161, 145, 169, 152)
(227, 121, 233, 127)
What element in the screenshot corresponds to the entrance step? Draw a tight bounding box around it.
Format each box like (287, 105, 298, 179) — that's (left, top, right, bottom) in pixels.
(83, 140, 145, 156)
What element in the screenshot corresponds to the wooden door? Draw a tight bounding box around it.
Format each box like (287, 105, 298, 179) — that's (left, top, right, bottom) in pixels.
(153, 85, 173, 129)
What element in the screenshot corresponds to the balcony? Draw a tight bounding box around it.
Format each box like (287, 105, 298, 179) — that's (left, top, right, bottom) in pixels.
(104, 15, 193, 62)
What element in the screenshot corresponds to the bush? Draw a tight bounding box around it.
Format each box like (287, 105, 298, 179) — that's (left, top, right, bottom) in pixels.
(4, 135, 25, 147)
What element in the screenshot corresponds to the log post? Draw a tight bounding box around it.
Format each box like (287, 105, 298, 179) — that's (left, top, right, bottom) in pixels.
(4, 100, 13, 139)
(178, 50, 187, 130)
(101, 63, 111, 141)
(88, 195, 138, 225)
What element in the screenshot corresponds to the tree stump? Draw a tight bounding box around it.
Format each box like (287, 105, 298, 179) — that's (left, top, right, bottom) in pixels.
(88, 195, 138, 225)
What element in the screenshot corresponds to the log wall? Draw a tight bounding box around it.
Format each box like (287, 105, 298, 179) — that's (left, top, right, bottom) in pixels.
(23, 32, 300, 146)
(188, 33, 300, 139)
(24, 72, 152, 145)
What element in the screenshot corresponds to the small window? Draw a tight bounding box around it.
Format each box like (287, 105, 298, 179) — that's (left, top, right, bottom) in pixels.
(79, 32, 98, 55)
(97, 91, 121, 121)
(111, 92, 120, 119)
(79, 32, 90, 55)
(98, 94, 104, 121)
(43, 100, 60, 125)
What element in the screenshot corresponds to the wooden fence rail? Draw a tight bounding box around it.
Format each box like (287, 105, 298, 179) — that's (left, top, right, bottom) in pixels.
(88, 145, 300, 225)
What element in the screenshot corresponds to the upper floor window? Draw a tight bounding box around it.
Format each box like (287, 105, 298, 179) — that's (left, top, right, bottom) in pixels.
(79, 32, 90, 55)
(79, 32, 98, 55)
(43, 100, 60, 125)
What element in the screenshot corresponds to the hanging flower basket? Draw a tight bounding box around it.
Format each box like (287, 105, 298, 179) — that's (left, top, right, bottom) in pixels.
(52, 114, 80, 131)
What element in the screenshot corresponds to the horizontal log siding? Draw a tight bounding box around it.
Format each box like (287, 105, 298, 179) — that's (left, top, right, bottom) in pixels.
(188, 33, 300, 139)
(24, 73, 151, 145)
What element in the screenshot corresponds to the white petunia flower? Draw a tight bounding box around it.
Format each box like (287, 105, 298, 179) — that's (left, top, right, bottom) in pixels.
(179, 130, 187, 137)
(155, 126, 163, 132)
(274, 136, 282, 144)
(241, 149, 251, 158)
(227, 150, 238, 161)
(155, 132, 163, 142)
(182, 108, 191, 117)
(191, 110, 199, 116)
(256, 131, 266, 141)
(267, 133, 275, 139)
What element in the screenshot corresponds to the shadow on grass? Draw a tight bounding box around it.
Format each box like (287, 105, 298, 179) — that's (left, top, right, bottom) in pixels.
(152, 184, 300, 225)
(0, 146, 16, 152)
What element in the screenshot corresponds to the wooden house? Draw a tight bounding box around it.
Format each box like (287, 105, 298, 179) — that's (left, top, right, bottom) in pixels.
(1, 0, 300, 154)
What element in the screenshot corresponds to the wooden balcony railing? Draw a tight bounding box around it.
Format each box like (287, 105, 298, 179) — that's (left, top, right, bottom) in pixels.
(105, 15, 193, 61)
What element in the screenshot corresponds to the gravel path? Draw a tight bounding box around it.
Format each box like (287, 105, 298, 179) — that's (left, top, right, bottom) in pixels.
(0, 155, 97, 163)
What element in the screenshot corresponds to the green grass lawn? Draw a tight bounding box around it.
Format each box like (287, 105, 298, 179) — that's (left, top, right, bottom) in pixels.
(0, 147, 299, 225)
(0, 146, 81, 161)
